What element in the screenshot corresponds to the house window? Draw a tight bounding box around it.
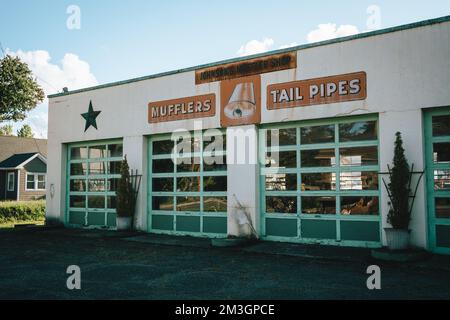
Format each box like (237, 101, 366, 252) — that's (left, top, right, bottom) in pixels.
(7, 172, 15, 191)
(26, 173, 46, 191)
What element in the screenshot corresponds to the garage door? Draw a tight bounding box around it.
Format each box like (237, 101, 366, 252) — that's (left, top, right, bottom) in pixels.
(148, 130, 227, 236)
(66, 140, 123, 228)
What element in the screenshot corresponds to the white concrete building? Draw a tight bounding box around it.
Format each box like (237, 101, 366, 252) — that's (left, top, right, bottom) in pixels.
(47, 16, 450, 254)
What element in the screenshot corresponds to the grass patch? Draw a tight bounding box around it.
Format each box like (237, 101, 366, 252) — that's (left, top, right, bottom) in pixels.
(0, 200, 45, 228)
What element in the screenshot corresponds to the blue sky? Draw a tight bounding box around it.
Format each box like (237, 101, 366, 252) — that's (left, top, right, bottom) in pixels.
(0, 0, 449, 137)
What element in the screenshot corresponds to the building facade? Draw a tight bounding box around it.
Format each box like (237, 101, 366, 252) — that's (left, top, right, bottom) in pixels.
(47, 16, 450, 254)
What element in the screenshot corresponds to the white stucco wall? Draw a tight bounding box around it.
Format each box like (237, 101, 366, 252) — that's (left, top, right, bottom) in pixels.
(47, 19, 450, 249)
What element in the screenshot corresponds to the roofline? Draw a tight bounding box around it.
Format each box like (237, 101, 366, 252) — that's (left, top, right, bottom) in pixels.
(0, 136, 47, 141)
(0, 153, 47, 170)
(48, 14, 450, 99)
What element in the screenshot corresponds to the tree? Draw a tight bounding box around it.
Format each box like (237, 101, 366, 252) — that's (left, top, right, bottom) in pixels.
(17, 124, 34, 138)
(116, 156, 134, 217)
(0, 124, 13, 136)
(0, 55, 44, 122)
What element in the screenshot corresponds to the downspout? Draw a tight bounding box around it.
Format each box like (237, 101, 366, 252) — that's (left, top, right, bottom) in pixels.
(17, 170, 20, 201)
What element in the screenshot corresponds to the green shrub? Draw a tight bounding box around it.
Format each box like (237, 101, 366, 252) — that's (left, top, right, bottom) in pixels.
(0, 200, 45, 224)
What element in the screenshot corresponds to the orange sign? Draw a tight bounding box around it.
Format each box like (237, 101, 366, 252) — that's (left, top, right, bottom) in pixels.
(148, 94, 215, 123)
(267, 71, 367, 110)
(220, 75, 261, 127)
(196, 52, 297, 84)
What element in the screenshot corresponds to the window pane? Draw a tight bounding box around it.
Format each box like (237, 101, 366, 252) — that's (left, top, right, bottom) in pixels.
(203, 134, 226, 151)
(27, 174, 35, 189)
(433, 143, 450, 164)
(266, 151, 297, 168)
(301, 173, 336, 191)
(109, 161, 122, 174)
(37, 180, 46, 189)
(88, 179, 106, 192)
(153, 139, 174, 155)
(107, 144, 123, 157)
(108, 178, 120, 192)
(177, 157, 200, 172)
(152, 196, 173, 211)
(175, 137, 201, 155)
(301, 125, 334, 144)
(266, 196, 297, 214)
(176, 196, 200, 211)
(204, 156, 227, 171)
(70, 179, 86, 192)
(89, 162, 106, 175)
(70, 163, 87, 175)
(432, 115, 450, 136)
(71, 147, 88, 159)
(177, 177, 200, 192)
(88, 196, 105, 209)
(107, 196, 117, 209)
(436, 198, 450, 218)
(339, 121, 377, 142)
(89, 145, 106, 158)
(152, 177, 173, 192)
(203, 176, 227, 192)
(265, 174, 297, 191)
(204, 196, 227, 212)
(340, 196, 379, 215)
(70, 195, 85, 208)
(302, 196, 336, 214)
(152, 159, 174, 173)
(266, 128, 297, 147)
(340, 172, 378, 190)
(435, 170, 450, 190)
(301, 149, 335, 167)
(340, 146, 378, 166)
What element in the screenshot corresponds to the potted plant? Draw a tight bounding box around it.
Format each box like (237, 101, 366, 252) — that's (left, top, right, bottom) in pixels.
(116, 156, 135, 231)
(383, 132, 413, 250)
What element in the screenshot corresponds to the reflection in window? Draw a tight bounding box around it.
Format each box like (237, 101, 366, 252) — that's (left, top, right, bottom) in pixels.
(301, 149, 335, 167)
(88, 179, 106, 192)
(435, 198, 450, 218)
(432, 115, 450, 137)
(177, 157, 200, 172)
(88, 196, 105, 209)
(152, 177, 173, 192)
(340, 172, 378, 190)
(70, 179, 86, 192)
(71, 147, 88, 159)
(89, 162, 106, 175)
(107, 196, 117, 209)
(204, 156, 227, 171)
(434, 170, 450, 190)
(70, 195, 85, 208)
(340, 146, 378, 166)
(107, 144, 123, 157)
(109, 161, 122, 174)
(153, 140, 174, 155)
(108, 178, 120, 192)
(433, 143, 450, 163)
(267, 128, 297, 147)
(265, 174, 297, 191)
(301, 125, 335, 144)
(204, 196, 227, 212)
(176, 196, 200, 211)
(203, 134, 226, 151)
(301, 173, 336, 191)
(339, 121, 377, 142)
(152, 159, 174, 173)
(301, 196, 336, 214)
(89, 145, 106, 158)
(175, 137, 201, 155)
(266, 196, 297, 214)
(204, 176, 227, 192)
(177, 177, 200, 192)
(266, 151, 297, 168)
(152, 196, 173, 211)
(70, 163, 87, 176)
(341, 197, 379, 215)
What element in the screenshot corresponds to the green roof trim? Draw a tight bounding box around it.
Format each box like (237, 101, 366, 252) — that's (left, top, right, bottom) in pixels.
(48, 14, 450, 99)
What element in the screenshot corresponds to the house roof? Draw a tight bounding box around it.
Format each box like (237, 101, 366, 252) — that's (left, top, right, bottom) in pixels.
(0, 153, 46, 169)
(0, 136, 47, 163)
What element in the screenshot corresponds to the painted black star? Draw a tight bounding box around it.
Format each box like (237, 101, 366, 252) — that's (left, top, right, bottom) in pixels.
(81, 100, 101, 132)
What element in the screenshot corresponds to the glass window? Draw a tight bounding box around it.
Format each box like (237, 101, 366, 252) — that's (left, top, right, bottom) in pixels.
(107, 144, 123, 157)
(339, 121, 377, 142)
(266, 128, 297, 147)
(265, 174, 297, 191)
(89, 162, 106, 175)
(70, 195, 85, 208)
(108, 178, 120, 192)
(266, 151, 297, 168)
(152, 177, 173, 192)
(37, 175, 45, 190)
(301, 125, 334, 144)
(88, 179, 106, 192)
(266, 196, 297, 214)
(177, 157, 200, 172)
(302, 196, 336, 214)
(176, 196, 200, 211)
(204, 156, 227, 171)
(204, 196, 227, 212)
(107, 196, 117, 209)
(433, 143, 450, 164)
(70, 163, 87, 176)
(7, 172, 14, 191)
(435, 170, 450, 190)
(340, 171, 378, 190)
(88, 196, 105, 209)
(152, 196, 173, 211)
(341, 196, 379, 215)
(152, 159, 174, 173)
(203, 134, 226, 151)
(109, 161, 122, 174)
(26, 174, 35, 190)
(153, 139, 174, 155)
(435, 198, 450, 218)
(175, 137, 201, 155)
(176, 177, 200, 192)
(432, 115, 450, 137)
(70, 147, 88, 160)
(340, 146, 378, 166)
(70, 179, 86, 192)
(301, 173, 336, 191)
(301, 149, 335, 167)
(89, 145, 106, 158)
(203, 176, 227, 192)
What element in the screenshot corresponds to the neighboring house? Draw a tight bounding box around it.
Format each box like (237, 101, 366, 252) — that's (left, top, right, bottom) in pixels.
(0, 136, 47, 201)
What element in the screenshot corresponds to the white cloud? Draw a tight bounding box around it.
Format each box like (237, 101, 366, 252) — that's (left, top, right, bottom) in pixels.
(4, 49, 98, 138)
(237, 38, 274, 56)
(279, 42, 299, 49)
(306, 23, 359, 43)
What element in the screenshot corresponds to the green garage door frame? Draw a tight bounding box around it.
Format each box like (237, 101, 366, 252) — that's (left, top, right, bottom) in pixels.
(65, 139, 123, 229)
(424, 107, 450, 254)
(259, 114, 382, 248)
(147, 130, 227, 237)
